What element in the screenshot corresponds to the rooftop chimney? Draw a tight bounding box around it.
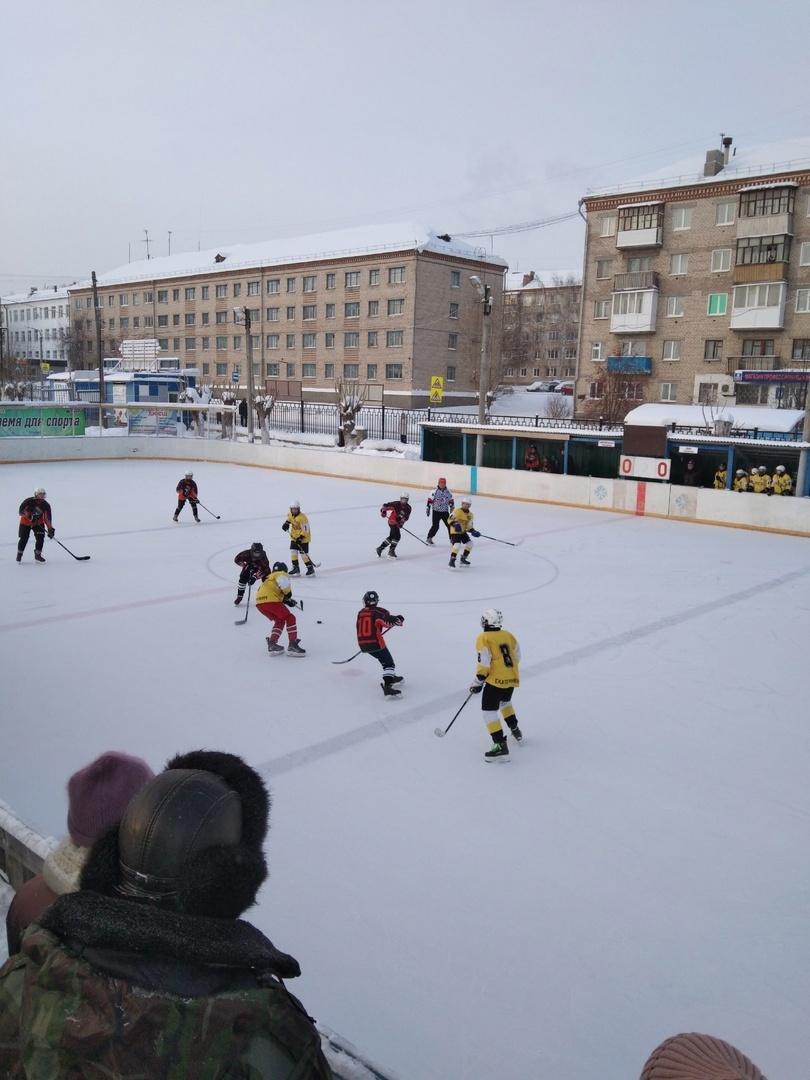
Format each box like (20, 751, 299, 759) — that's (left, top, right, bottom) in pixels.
(703, 149, 724, 177)
(722, 135, 733, 164)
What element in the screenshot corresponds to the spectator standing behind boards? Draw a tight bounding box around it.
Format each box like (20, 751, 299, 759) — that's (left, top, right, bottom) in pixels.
(713, 464, 728, 489)
(5, 752, 154, 957)
(17, 487, 54, 564)
(0, 750, 333, 1079)
(523, 444, 540, 471)
(751, 465, 771, 493)
(426, 477, 454, 545)
(733, 468, 749, 492)
(682, 460, 699, 486)
(770, 464, 793, 495)
(748, 465, 760, 491)
(173, 469, 200, 522)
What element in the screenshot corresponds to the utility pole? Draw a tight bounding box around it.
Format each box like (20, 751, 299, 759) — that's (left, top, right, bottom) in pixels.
(234, 306, 256, 444)
(91, 272, 106, 433)
(796, 380, 810, 498)
(470, 275, 493, 469)
(143, 230, 151, 260)
(168, 231, 172, 256)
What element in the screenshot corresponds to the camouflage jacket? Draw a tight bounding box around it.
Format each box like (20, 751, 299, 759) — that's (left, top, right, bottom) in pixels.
(0, 891, 333, 1079)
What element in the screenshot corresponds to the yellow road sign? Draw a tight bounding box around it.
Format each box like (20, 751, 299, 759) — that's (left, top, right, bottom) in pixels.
(430, 389, 443, 403)
(430, 376, 444, 390)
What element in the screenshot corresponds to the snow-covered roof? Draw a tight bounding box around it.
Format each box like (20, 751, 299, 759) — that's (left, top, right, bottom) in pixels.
(585, 137, 810, 199)
(504, 270, 580, 293)
(2, 286, 70, 304)
(616, 199, 664, 209)
(737, 181, 799, 192)
(623, 403, 805, 433)
(71, 222, 507, 290)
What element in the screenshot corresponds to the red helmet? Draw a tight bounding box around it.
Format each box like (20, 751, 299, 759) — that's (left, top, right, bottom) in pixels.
(438, 477, 446, 485)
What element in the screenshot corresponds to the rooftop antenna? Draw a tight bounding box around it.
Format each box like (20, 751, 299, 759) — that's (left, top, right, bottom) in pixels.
(168, 231, 172, 256)
(143, 229, 152, 260)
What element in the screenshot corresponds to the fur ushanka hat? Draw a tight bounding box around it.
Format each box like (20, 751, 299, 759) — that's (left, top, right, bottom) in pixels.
(80, 750, 270, 919)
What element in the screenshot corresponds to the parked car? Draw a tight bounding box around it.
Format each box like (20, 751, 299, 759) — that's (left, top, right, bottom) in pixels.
(554, 381, 574, 395)
(526, 379, 560, 393)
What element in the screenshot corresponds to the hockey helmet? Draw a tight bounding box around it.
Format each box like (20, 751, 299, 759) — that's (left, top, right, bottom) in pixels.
(289, 500, 300, 510)
(363, 590, 379, 607)
(461, 498, 472, 508)
(33, 487, 46, 497)
(437, 477, 447, 486)
(735, 469, 745, 476)
(185, 470, 194, 478)
(272, 561, 288, 573)
(776, 465, 786, 473)
(758, 466, 767, 473)
(400, 492, 409, 501)
(250, 542, 264, 555)
(481, 608, 503, 631)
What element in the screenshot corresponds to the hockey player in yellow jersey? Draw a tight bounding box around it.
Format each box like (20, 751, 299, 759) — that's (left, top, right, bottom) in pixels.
(282, 500, 316, 576)
(470, 608, 522, 761)
(447, 498, 480, 568)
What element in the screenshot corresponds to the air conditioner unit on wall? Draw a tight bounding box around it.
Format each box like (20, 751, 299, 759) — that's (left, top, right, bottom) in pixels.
(719, 380, 734, 396)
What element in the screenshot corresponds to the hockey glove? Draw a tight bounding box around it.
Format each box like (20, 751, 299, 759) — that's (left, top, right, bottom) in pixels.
(469, 681, 484, 694)
(394, 615, 405, 626)
(283, 596, 297, 607)
(380, 507, 387, 518)
(426, 505, 430, 516)
(282, 521, 290, 531)
(47, 528, 55, 539)
(470, 529, 480, 538)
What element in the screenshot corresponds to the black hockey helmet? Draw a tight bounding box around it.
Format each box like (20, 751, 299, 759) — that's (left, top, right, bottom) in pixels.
(251, 542, 264, 555)
(363, 590, 379, 607)
(273, 561, 288, 573)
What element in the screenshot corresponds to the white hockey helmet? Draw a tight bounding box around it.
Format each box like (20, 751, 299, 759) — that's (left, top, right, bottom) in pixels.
(34, 487, 46, 497)
(776, 465, 786, 473)
(400, 492, 409, 501)
(185, 470, 193, 478)
(290, 499, 301, 510)
(481, 608, 503, 630)
(461, 498, 472, 508)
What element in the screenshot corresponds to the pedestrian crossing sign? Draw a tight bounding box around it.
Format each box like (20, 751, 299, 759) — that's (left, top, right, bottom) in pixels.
(431, 376, 444, 390)
(430, 389, 443, 403)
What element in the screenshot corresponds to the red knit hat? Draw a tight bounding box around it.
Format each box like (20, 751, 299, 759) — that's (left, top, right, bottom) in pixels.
(67, 752, 155, 847)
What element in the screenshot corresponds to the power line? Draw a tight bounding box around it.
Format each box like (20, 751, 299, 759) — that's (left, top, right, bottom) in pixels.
(455, 211, 580, 238)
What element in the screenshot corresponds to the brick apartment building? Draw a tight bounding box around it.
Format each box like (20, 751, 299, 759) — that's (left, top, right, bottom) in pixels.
(576, 137, 810, 418)
(66, 222, 506, 406)
(501, 270, 580, 386)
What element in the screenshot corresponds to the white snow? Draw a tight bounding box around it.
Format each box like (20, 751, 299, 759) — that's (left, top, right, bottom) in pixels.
(622, 402, 806, 434)
(1, 458, 808, 1080)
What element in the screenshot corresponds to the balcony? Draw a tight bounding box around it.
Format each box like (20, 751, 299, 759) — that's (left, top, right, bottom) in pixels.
(607, 356, 652, 375)
(729, 282, 786, 330)
(733, 262, 789, 284)
(616, 225, 663, 249)
(737, 212, 793, 239)
(728, 356, 781, 372)
(610, 289, 658, 334)
(613, 271, 659, 291)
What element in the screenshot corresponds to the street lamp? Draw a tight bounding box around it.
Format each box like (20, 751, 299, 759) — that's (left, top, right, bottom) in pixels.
(470, 275, 493, 468)
(233, 306, 256, 444)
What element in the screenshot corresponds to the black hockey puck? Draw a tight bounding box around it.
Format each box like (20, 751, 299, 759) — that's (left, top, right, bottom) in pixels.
(317, 620, 322, 624)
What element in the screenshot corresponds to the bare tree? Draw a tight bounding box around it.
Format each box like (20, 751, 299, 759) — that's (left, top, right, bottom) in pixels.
(544, 393, 573, 420)
(255, 390, 276, 444)
(579, 371, 644, 424)
(335, 378, 366, 447)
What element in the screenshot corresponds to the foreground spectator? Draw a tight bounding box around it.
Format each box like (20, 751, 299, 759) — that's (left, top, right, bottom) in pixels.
(5, 751, 154, 957)
(0, 750, 333, 1079)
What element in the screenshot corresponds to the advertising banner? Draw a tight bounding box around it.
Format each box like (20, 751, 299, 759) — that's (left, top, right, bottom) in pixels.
(128, 408, 179, 436)
(0, 408, 86, 438)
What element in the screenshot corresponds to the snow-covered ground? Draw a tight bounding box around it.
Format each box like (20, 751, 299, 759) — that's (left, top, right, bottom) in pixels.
(1, 458, 807, 1080)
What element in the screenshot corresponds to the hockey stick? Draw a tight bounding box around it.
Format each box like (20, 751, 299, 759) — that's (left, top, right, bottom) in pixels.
(434, 692, 474, 738)
(197, 501, 221, 520)
(476, 533, 523, 547)
(331, 626, 389, 665)
(234, 581, 252, 625)
(401, 526, 430, 547)
(54, 538, 91, 561)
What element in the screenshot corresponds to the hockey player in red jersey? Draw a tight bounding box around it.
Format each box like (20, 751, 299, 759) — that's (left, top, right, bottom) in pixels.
(356, 590, 404, 696)
(375, 493, 411, 559)
(232, 542, 271, 605)
(173, 471, 200, 523)
(17, 488, 54, 563)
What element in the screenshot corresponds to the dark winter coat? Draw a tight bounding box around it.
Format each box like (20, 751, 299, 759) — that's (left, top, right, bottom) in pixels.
(18, 496, 53, 530)
(0, 890, 333, 1079)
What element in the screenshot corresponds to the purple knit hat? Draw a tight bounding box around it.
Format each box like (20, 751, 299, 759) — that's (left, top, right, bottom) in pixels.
(67, 752, 155, 847)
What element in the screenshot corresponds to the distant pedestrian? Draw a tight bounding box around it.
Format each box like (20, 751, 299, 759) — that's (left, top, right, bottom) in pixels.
(17, 487, 54, 563)
(376, 493, 411, 559)
(256, 561, 305, 656)
(173, 470, 200, 522)
(770, 465, 793, 496)
(713, 464, 728, 489)
(682, 460, 699, 486)
(233, 542, 270, 605)
(523, 444, 540, 472)
(399, 411, 408, 445)
(238, 398, 248, 426)
(470, 608, 522, 762)
(426, 478, 454, 544)
(356, 590, 404, 697)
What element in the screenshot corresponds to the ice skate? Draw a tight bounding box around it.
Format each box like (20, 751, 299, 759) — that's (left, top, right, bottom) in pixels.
(16, 552, 23, 563)
(288, 564, 301, 576)
(426, 536, 434, 545)
(509, 725, 523, 744)
(375, 545, 385, 557)
(172, 514, 179, 522)
(460, 555, 471, 565)
(484, 741, 509, 762)
(449, 555, 456, 568)
(381, 680, 402, 697)
(305, 564, 316, 576)
(34, 551, 46, 563)
(234, 594, 243, 606)
(266, 638, 285, 656)
(287, 639, 306, 657)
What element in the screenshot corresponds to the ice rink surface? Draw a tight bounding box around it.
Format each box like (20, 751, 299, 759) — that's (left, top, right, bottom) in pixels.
(2, 457, 808, 1080)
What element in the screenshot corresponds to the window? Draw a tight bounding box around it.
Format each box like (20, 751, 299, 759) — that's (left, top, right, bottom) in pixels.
(588, 381, 603, 400)
(446, 365, 456, 382)
(119, 294, 129, 307)
(325, 303, 335, 319)
(801, 242, 810, 266)
(158, 289, 168, 303)
(672, 206, 692, 230)
(119, 317, 130, 329)
(739, 186, 795, 217)
(388, 266, 406, 284)
(660, 382, 678, 402)
(733, 283, 783, 310)
(796, 289, 810, 313)
(284, 306, 294, 321)
(613, 292, 645, 316)
(367, 363, 378, 379)
(183, 287, 195, 301)
(547, 348, 560, 360)
(286, 334, 295, 348)
(216, 336, 227, 350)
(144, 291, 153, 303)
(201, 336, 209, 350)
(266, 362, 279, 376)
(594, 300, 610, 319)
(302, 363, 316, 378)
(367, 331, 378, 347)
(792, 339, 810, 360)
(216, 362, 228, 376)
(599, 213, 617, 237)
(662, 340, 681, 361)
(216, 284, 227, 298)
(325, 332, 335, 348)
(618, 381, 643, 400)
(388, 299, 404, 316)
(345, 272, 360, 288)
(246, 281, 259, 296)
(325, 363, 334, 378)
(303, 304, 316, 320)
(199, 286, 209, 300)
(344, 302, 360, 318)
(670, 253, 689, 275)
(591, 343, 605, 361)
(233, 335, 242, 349)
(326, 273, 336, 290)
(386, 330, 403, 347)
(172, 314, 180, 326)
(448, 302, 460, 320)
(302, 333, 316, 348)
(368, 300, 379, 317)
(618, 205, 662, 231)
(595, 259, 613, 279)
(737, 235, 791, 265)
(385, 364, 403, 379)
(369, 269, 380, 286)
(185, 337, 196, 350)
(144, 316, 153, 328)
(158, 338, 169, 350)
(172, 289, 180, 302)
(344, 332, 360, 348)
(711, 248, 732, 272)
(267, 307, 279, 321)
(707, 293, 728, 316)
(704, 340, 723, 360)
(201, 312, 210, 325)
(448, 333, 458, 350)
(666, 296, 684, 317)
(450, 270, 460, 288)
(286, 363, 296, 377)
(185, 313, 195, 326)
(216, 310, 228, 324)
(286, 278, 296, 293)
(715, 200, 735, 226)
(343, 363, 359, 379)
(303, 275, 316, 292)
(742, 339, 774, 356)
(266, 279, 280, 294)
(158, 315, 168, 327)
(266, 334, 279, 349)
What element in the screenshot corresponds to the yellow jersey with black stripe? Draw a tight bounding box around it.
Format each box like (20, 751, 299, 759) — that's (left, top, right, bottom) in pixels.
(476, 630, 520, 688)
(449, 507, 474, 535)
(285, 511, 311, 541)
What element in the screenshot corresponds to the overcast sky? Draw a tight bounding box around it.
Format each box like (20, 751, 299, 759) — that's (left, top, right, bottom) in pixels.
(2, 0, 809, 296)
